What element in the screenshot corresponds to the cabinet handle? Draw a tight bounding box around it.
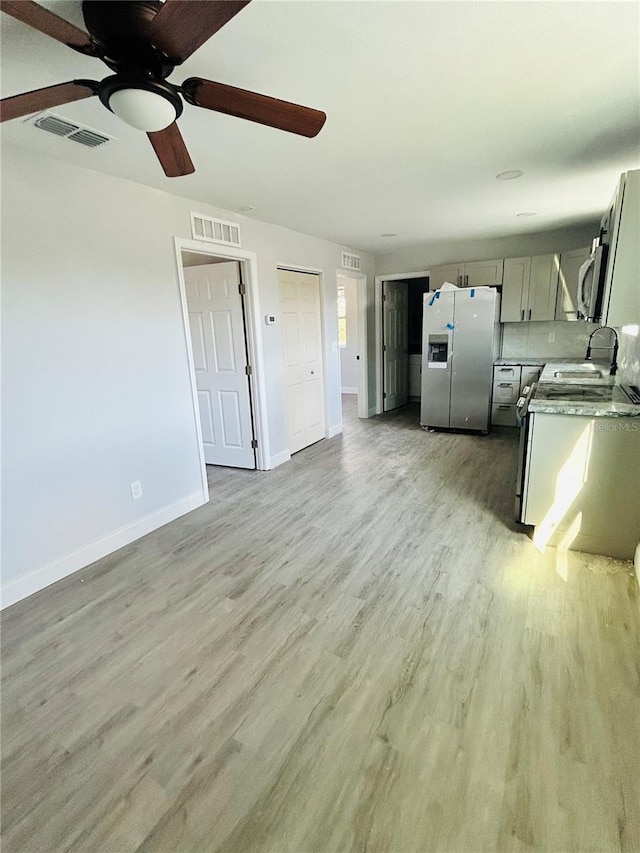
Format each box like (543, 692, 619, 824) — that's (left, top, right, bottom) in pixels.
(498, 405, 510, 410)
(528, 308, 532, 320)
(521, 309, 525, 321)
(465, 275, 469, 287)
(499, 382, 512, 387)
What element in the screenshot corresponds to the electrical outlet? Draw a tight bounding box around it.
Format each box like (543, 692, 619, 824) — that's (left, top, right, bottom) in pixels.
(130, 480, 143, 500)
(548, 332, 556, 343)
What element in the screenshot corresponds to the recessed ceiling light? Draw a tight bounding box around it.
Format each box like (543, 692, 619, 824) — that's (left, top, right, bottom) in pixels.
(380, 233, 398, 238)
(496, 170, 524, 180)
(516, 211, 537, 217)
(239, 205, 255, 212)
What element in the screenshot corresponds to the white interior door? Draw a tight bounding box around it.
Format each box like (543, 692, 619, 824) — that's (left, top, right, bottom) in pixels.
(185, 262, 255, 468)
(279, 269, 326, 454)
(383, 280, 409, 411)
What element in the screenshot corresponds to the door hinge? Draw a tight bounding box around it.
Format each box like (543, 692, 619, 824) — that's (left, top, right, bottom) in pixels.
(245, 364, 253, 376)
(383, 392, 387, 398)
(382, 293, 386, 302)
(251, 438, 258, 449)
(239, 283, 246, 296)
(383, 345, 387, 352)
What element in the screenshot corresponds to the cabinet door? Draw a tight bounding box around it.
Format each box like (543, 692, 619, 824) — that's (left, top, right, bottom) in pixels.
(464, 258, 504, 287)
(501, 257, 530, 322)
(430, 264, 464, 290)
(528, 254, 560, 321)
(555, 247, 590, 321)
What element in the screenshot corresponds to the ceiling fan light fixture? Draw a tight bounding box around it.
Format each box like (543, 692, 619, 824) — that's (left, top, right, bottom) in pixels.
(108, 87, 177, 132)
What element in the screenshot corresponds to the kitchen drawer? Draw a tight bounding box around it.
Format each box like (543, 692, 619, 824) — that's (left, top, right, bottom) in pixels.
(493, 379, 520, 404)
(492, 403, 517, 427)
(493, 365, 521, 382)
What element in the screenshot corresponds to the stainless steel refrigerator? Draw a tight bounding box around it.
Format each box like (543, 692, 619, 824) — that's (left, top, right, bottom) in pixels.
(420, 287, 501, 431)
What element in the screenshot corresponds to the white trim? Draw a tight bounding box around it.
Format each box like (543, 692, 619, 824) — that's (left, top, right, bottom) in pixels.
(328, 423, 343, 438)
(268, 449, 291, 469)
(356, 275, 369, 418)
(341, 386, 358, 394)
(1, 491, 206, 610)
(174, 238, 270, 471)
(374, 270, 430, 414)
(368, 405, 378, 417)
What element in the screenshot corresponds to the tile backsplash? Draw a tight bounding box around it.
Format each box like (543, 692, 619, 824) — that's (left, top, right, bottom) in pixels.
(501, 321, 599, 360)
(618, 325, 640, 386)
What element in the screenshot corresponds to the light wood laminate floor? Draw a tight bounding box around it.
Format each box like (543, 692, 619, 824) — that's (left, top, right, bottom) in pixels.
(2, 399, 639, 853)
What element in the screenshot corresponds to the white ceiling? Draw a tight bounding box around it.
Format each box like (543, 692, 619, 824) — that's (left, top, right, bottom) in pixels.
(1, 1, 639, 253)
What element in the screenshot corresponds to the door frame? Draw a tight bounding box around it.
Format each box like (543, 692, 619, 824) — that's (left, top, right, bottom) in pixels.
(337, 271, 369, 419)
(374, 270, 430, 414)
(174, 238, 270, 478)
(277, 264, 330, 446)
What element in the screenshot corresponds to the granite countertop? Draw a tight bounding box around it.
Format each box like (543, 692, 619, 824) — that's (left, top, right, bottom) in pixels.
(494, 357, 582, 367)
(529, 361, 640, 418)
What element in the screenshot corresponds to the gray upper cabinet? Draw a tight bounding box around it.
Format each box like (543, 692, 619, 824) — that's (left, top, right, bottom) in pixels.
(501, 254, 559, 322)
(501, 257, 531, 322)
(464, 259, 504, 288)
(429, 263, 465, 290)
(555, 247, 591, 321)
(430, 258, 504, 290)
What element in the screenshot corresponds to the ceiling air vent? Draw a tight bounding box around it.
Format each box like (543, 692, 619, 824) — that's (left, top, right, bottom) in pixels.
(191, 213, 241, 248)
(31, 112, 113, 147)
(341, 251, 361, 271)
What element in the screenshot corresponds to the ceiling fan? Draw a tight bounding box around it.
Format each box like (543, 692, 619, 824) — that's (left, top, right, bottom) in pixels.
(0, 0, 327, 177)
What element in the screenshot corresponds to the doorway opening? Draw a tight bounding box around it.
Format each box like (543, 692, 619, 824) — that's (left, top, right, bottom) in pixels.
(180, 251, 256, 470)
(174, 237, 271, 484)
(338, 271, 369, 419)
(375, 272, 430, 413)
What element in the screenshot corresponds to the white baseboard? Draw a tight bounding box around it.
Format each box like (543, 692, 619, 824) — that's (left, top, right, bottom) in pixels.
(341, 387, 358, 395)
(267, 449, 291, 469)
(328, 423, 342, 438)
(1, 490, 207, 610)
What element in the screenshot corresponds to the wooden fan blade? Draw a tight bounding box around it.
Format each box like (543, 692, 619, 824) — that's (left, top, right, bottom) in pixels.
(0, 80, 97, 123)
(0, 1, 99, 55)
(182, 78, 326, 138)
(147, 0, 251, 64)
(147, 123, 195, 177)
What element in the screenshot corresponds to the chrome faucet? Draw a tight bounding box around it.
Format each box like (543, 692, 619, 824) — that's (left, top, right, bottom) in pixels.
(585, 326, 619, 375)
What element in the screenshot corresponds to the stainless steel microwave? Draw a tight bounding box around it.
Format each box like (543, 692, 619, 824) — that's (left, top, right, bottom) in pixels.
(577, 241, 608, 322)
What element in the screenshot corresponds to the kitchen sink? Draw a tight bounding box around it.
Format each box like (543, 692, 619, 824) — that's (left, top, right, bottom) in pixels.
(553, 369, 605, 380)
(534, 383, 637, 404)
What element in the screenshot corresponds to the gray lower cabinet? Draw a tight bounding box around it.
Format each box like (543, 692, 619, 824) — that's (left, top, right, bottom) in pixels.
(491, 364, 541, 427)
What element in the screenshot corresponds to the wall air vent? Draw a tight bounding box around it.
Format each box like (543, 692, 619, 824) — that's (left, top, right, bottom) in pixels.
(30, 113, 113, 147)
(191, 213, 241, 248)
(341, 251, 361, 271)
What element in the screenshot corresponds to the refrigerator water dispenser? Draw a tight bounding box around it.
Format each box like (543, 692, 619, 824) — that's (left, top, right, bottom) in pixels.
(428, 334, 449, 365)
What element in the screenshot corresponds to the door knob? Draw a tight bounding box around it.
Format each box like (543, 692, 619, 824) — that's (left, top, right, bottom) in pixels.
(311, 370, 315, 374)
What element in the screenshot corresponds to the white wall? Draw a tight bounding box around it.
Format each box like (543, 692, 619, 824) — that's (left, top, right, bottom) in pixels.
(373, 224, 599, 276)
(1, 145, 373, 607)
